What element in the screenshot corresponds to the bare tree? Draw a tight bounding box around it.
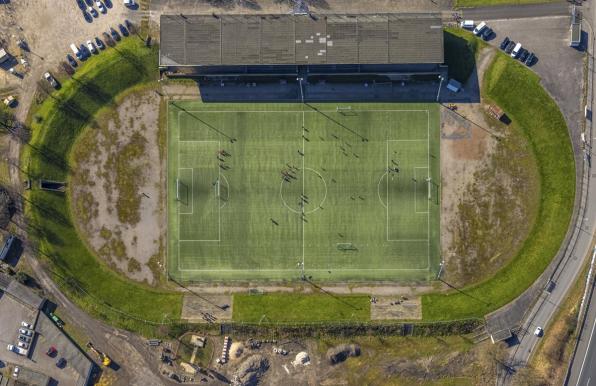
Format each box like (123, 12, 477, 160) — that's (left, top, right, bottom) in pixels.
(0, 186, 14, 229)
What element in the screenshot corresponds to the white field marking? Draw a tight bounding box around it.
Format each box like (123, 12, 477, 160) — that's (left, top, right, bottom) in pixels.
(219, 174, 230, 209)
(171, 108, 435, 275)
(279, 168, 328, 215)
(178, 168, 194, 214)
(386, 140, 430, 243)
(177, 267, 431, 272)
(302, 107, 306, 275)
(176, 140, 221, 273)
(414, 167, 430, 214)
(377, 172, 387, 209)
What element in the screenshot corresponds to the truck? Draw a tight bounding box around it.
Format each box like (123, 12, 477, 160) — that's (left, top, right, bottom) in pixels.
(87, 342, 112, 367)
(7, 344, 28, 356)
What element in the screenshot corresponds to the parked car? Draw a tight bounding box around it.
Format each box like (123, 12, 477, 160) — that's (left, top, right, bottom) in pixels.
(460, 20, 474, 30)
(95, 37, 105, 50)
(56, 358, 67, 368)
(47, 346, 57, 357)
(66, 54, 78, 67)
(481, 27, 493, 41)
(110, 27, 120, 41)
(20, 322, 32, 329)
(519, 49, 529, 62)
(500, 37, 510, 50)
(96, 0, 106, 13)
(18, 335, 31, 343)
(7, 344, 27, 356)
(17, 341, 28, 350)
(18, 328, 32, 336)
(534, 326, 543, 337)
(511, 42, 522, 58)
(13, 366, 19, 378)
(525, 52, 536, 66)
(118, 23, 129, 36)
(473, 21, 487, 36)
(124, 19, 134, 33)
(87, 6, 98, 17)
(123, 0, 136, 7)
(61, 62, 75, 76)
(43, 72, 59, 89)
(102, 32, 115, 47)
(505, 40, 516, 54)
(86, 40, 97, 54)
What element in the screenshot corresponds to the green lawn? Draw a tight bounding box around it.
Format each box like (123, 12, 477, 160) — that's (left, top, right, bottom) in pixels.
(455, 0, 559, 7)
(422, 51, 575, 320)
(168, 102, 441, 282)
(23, 38, 182, 334)
(233, 293, 370, 323)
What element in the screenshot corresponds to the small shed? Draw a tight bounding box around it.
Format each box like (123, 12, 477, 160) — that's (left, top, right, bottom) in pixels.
(446, 79, 462, 93)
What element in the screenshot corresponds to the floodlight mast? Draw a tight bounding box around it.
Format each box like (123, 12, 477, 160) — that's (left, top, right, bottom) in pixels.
(297, 77, 305, 104)
(436, 75, 445, 102)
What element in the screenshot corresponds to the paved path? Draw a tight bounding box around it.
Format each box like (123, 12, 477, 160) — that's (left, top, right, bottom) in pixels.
(459, 2, 570, 20)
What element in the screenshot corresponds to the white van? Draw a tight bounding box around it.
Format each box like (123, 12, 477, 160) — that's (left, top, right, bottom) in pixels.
(473, 21, 487, 35)
(70, 43, 81, 60)
(460, 20, 475, 30)
(511, 43, 522, 58)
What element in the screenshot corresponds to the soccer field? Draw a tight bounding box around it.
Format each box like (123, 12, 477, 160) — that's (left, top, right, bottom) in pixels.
(167, 102, 440, 282)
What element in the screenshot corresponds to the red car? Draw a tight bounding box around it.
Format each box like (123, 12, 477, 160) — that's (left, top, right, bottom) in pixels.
(46, 346, 57, 357)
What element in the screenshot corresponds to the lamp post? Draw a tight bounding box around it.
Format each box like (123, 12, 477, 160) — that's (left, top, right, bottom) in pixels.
(436, 75, 445, 103)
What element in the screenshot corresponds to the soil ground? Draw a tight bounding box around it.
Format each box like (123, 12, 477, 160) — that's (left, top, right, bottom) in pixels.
(70, 89, 165, 284)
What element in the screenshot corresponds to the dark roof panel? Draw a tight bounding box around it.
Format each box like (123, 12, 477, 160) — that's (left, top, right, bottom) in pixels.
(160, 13, 443, 66)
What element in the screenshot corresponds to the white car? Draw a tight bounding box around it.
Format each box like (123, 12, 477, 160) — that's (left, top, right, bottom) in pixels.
(87, 6, 98, 17)
(96, 1, 106, 13)
(13, 366, 19, 378)
(17, 341, 28, 350)
(43, 72, 58, 89)
(18, 328, 32, 336)
(534, 326, 543, 337)
(86, 40, 97, 54)
(124, 0, 135, 7)
(21, 321, 32, 329)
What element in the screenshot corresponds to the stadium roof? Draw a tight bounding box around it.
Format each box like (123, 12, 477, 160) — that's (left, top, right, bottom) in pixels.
(160, 13, 444, 67)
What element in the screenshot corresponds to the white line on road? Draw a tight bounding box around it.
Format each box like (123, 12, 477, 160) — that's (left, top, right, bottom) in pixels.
(576, 317, 596, 385)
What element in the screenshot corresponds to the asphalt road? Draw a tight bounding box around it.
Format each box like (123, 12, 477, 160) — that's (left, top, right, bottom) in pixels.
(496, 4, 596, 386)
(459, 2, 570, 20)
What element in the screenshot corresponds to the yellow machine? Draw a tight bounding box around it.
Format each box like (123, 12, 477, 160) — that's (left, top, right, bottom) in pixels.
(86, 342, 112, 367)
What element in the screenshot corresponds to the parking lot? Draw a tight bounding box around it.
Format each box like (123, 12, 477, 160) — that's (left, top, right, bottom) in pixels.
(473, 16, 584, 144)
(0, 0, 139, 119)
(0, 292, 92, 386)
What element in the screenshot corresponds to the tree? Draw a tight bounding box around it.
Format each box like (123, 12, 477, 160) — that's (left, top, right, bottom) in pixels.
(0, 186, 14, 229)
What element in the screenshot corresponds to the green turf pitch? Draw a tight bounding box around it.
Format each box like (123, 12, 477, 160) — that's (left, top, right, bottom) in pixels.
(167, 102, 440, 282)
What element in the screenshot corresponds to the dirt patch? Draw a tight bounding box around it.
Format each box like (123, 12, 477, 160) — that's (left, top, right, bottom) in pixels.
(440, 47, 541, 287)
(70, 89, 165, 285)
(371, 297, 421, 320)
(181, 294, 233, 322)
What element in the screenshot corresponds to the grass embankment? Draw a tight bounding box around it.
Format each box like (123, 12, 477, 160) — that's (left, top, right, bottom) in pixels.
(233, 293, 370, 323)
(455, 0, 558, 7)
(23, 38, 182, 334)
(423, 53, 575, 320)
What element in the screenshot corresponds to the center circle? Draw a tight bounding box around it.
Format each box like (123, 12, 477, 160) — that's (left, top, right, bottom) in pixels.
(280, 168, 327, 215)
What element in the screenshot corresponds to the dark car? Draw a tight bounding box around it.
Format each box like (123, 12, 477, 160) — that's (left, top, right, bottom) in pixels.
(56, 358, 67, 368)
(95, 37, 105, 50)
(46, 346, 57, 357)
(118, 23, 129, 36)
(66, 54, 78, 67)
(525, 52, 535, 66)
(500, 37, 510, 50)
(79, 44, 89, 57)
(481, 27, 493, 41)
(505, 40, 516, 54)
(518, 49, 529, 62)
(110, 27, 120, 41)
(124, 19, 135, 34)
(102, 31, 115, 46)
